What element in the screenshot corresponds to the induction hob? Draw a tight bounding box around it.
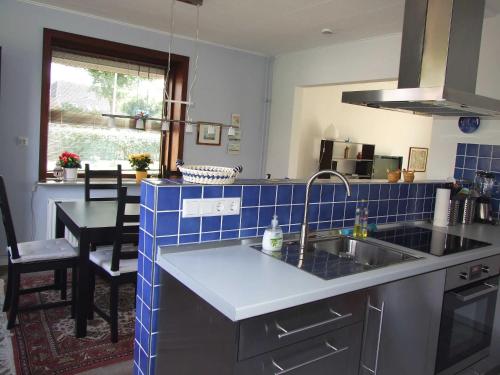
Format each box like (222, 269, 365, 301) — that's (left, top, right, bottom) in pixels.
(371, 225, 491, 256)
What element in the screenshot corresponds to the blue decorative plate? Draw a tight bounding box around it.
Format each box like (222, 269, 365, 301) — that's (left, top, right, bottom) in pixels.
(458, 117, 480, 133)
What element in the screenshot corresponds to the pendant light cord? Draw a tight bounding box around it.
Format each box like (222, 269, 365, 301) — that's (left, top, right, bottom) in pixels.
(164, 0, 176, 120)
(186, 4, 200, 124)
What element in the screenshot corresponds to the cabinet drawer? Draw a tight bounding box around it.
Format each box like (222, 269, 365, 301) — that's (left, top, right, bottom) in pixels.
(238, 290, 365, 360)
(235, 322, 363, 375)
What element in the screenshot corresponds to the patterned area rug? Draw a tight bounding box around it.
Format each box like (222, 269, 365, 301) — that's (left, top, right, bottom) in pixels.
(9, 272, 134, 374)
(0, 279, 16, 375)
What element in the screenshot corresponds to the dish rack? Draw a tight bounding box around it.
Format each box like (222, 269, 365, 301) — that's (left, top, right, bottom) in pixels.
(176, 160, 243, 184)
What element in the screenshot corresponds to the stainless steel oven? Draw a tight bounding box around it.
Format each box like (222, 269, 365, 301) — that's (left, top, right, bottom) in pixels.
(436, 255, 500, 375)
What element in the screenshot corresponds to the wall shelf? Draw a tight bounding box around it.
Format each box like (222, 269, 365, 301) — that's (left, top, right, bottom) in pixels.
(332, 158, 374, 162)
(319, 139, 376, 179)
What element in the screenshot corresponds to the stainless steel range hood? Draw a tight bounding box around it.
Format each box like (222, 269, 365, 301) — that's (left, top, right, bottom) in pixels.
(342, 0, 500, 117)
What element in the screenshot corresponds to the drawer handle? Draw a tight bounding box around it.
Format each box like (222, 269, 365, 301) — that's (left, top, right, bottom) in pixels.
(360, 299, 385, 375)
(271, 341, 349, 375)
(275, 308, 353, 339)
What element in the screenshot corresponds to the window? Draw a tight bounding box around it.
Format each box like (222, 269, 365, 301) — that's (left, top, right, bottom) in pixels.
(39, 29, 189, 180)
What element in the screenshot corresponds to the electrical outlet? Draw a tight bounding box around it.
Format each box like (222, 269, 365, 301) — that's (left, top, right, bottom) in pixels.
(182, 198, 241, 218)
(16, 136, 28, 146)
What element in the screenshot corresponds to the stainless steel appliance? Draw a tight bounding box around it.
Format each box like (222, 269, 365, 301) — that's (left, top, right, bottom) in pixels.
(475, 171, 496, 223)
(342, 0, 500, 117)
(371, 225, 491, 256)
(372, 155, 403, 179)
(435, 255, 500, 375)
(462, 197, 477, 225)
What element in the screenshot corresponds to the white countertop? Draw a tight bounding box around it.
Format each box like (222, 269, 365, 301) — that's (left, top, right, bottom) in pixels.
(157, 223, 500, 321)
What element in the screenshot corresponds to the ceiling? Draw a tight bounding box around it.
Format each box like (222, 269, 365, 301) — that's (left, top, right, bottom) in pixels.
(28, 0, 500, 55)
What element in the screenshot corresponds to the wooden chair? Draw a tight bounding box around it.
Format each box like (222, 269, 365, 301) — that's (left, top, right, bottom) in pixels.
(0, 175, 78, 329)
(88, 187, 139, 342)
(84, 164, 122, 202)
(85, 163, 123, 251)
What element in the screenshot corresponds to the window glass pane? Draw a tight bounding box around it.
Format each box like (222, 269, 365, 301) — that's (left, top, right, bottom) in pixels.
(47, 52, 165, 173)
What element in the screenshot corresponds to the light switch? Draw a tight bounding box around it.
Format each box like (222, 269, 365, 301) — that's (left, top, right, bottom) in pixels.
(182, 199, 201, 218)
(16, 136, 28, 146)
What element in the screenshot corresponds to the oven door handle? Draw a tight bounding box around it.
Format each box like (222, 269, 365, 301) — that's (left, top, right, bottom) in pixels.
(453, 282, 499, 303)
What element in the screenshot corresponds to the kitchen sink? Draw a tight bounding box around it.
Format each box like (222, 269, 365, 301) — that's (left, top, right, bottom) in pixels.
(252, 236, 420, 280)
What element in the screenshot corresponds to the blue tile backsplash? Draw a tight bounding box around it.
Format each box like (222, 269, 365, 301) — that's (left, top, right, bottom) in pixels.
(134, 178, 443, 375)
(454, 142, 500, 220)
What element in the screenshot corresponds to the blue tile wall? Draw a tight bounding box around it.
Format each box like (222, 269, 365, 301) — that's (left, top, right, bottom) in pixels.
(454, 142, 500, 220)
(135, 179, 443, 375)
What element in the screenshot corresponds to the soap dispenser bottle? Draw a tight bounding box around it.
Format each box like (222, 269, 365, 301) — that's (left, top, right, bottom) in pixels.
(262, 215, 283, 253)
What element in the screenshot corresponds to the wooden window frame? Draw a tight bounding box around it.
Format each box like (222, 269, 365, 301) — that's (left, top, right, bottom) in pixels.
(39, 28, 189, 181)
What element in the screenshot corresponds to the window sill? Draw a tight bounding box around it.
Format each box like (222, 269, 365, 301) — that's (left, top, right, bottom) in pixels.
(37, 178, 140, 186)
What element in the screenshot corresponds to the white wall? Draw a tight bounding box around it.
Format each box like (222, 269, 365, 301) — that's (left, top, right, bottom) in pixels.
(268, 13, 500, 180)
(427, 14, 500, 179)
(267, 33, 402, 178)
(0, 0, 271, 253)
(291, 81, 433, 179)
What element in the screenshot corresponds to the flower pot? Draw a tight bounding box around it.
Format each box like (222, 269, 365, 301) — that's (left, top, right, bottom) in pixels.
(135, 170, 148, 183)
(63, 167, 78, 181)
(136, 118, 145, 130)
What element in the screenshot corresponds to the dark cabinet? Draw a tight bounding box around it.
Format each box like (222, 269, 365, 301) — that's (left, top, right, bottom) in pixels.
(156, 268, 446, 375)
(236, 323, 363, 375)
(239, 290, 365, 360)
(156, 271, 366, 375)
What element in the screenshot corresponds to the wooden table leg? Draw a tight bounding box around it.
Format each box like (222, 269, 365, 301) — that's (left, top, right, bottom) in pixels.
(55, 207, 65, 293)
(76, 228, 90, 338)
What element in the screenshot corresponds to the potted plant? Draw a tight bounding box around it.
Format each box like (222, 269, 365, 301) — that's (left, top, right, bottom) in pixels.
(58, 151, 82, 181)
(129, 153, 152, 183)
(134, 110, 149, 130)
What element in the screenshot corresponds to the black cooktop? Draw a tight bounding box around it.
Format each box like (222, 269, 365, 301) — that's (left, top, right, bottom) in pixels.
(371, 226, 491, 256)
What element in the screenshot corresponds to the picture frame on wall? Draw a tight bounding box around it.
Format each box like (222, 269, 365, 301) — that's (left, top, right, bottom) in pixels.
(408, 147, 429, 172)
(197, 123, 221, 146)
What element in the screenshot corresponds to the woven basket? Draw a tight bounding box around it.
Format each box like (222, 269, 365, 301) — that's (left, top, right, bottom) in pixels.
(387, 169, 401, 183)
(176, 160, 243, 185)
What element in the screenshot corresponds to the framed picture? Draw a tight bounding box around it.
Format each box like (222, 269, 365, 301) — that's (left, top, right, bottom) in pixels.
(197, 123, 221, 146)
(231, 113, 241, 127)
(227, 142, 240, 155)
(228, 128, 241, 141)
(408, 147, 429, 172)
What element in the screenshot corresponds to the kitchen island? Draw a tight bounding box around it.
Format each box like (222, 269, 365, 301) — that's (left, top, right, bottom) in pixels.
(135, 176, 495, 374)
(155, 223, 500, 375)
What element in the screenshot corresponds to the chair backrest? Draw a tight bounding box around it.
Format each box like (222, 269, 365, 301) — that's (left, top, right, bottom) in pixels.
(111, 187, 140, 272)
(0, 176, 19, 259)
(84, 164, 123, 202)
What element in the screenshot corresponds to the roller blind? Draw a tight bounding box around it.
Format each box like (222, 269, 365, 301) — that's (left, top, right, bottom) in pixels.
(52, 49, 165, 79)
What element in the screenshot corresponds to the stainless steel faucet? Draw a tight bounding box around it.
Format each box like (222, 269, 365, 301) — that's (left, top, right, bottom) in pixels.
(299, 170, 352, 252)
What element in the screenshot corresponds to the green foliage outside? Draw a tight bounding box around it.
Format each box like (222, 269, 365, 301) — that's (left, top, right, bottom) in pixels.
(121, 98, 162, 118)
(87, 69, 163, 117)
(47, 123, 160, 171)
(48, 65, 164, 173)
(60, 102, 98, 114)
(87, 69, 138, 112)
